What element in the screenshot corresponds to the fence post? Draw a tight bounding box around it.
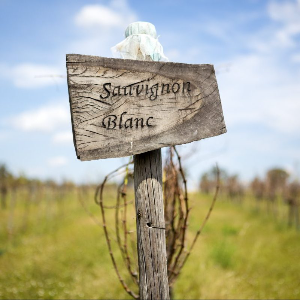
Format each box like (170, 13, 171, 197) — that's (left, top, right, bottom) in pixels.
(134, 149, 169, 299)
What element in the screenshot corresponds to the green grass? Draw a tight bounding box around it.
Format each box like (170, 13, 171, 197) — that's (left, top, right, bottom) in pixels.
(0, 190, 300, 299)
(209, 239, 236, 269)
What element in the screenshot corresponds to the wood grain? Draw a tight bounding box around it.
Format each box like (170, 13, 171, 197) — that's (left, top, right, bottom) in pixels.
(134, 149, 169, 300)
(66, 54, 226, 161)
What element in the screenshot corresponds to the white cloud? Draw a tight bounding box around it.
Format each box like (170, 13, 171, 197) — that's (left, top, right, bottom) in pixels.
(48, 156, 68, 167)
(76, 5, 124, 28)
(52, 131, 73, 144)
(0, 63, 65, 88)
(219, 53, 300, 135)
(75, 1, 137, 30)
(212, 0, 300, 138)
(69, 1, 138, 56)
(268, 0, 300, 47)
(9, 102, 70, 132)
(268, 0, 300, 24)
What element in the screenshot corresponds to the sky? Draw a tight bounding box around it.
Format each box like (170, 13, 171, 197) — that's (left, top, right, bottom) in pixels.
(0, 0, 300, 188)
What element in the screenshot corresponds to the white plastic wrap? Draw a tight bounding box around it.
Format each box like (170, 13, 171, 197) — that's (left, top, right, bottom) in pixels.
(111, 22, 168, 62)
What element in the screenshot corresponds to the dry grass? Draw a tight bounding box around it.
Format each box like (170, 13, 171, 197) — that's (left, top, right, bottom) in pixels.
(0, 190, 299, 299)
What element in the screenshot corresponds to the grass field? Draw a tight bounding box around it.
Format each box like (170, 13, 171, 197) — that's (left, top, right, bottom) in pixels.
(0, 189, 299, 299)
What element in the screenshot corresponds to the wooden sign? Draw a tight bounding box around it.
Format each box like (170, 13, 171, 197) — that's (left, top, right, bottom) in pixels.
(66, 54, 226, 161)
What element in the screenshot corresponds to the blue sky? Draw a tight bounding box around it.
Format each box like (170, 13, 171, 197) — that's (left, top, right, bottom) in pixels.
(0, 0, 300, 187)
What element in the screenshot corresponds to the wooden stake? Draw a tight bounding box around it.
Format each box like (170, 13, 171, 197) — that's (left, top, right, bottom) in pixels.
(66, 22, 226, 299)
(134, 149, 170, 300)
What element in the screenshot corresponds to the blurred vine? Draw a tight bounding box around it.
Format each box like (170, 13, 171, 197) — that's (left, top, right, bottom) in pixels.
(91, 146, 220, 299)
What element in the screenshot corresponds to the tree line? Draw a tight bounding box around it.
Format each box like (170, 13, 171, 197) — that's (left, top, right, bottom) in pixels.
(200, 166, 299, 229)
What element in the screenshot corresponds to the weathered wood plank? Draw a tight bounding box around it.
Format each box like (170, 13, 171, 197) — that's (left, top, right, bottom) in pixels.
(134, 149, 169, 300)
(66, 54, 226, 160)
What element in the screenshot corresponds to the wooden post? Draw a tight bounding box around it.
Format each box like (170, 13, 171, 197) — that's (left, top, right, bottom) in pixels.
(134, 149, 169, 300)
(66, 22, 226, 300)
